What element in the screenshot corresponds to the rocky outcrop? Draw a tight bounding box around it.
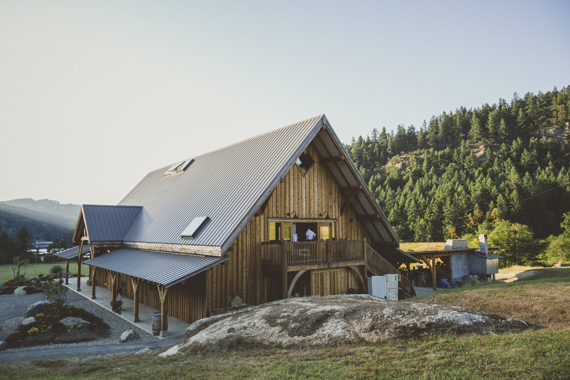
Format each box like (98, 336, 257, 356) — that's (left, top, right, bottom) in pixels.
(160, 295, 532, 357)
(537, 124, 570, 145)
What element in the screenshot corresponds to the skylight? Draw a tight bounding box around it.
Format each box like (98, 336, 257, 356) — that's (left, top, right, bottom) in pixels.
(164, 159, 194, 177)
(296, 152, 314, 176)
(181, 217, 209, 239)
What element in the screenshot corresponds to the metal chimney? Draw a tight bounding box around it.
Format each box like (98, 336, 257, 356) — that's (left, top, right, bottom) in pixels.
(479, 234, 488, 256)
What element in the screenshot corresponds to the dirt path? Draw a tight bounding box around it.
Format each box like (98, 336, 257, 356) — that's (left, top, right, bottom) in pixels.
(495, 268, 538, 283)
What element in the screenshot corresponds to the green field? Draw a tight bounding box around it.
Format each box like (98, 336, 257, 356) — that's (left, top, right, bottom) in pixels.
(0, 262, 90, 283)
(1, 268, 569, 379)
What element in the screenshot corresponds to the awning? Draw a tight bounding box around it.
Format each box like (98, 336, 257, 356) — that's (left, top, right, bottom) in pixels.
(471, 252, 504, 260)
(55, 245, 91, 260)
(84, 248, 228, 288)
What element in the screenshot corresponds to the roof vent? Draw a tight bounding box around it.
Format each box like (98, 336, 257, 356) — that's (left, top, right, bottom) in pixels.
(164, 159, 194, 177)
(181, 217, 209, 239)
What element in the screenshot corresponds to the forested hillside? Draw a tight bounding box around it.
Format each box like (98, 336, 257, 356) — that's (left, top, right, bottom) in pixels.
(346, 86, 570, 246)
(0, 198, 80, 228)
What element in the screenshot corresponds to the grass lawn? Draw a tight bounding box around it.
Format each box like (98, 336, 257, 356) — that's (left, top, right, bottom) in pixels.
(0, 262, 90, 283)
(1, 267, 569, 379)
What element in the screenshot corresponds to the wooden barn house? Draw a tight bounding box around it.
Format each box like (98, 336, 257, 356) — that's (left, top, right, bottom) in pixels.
(63, 115, 417, 333)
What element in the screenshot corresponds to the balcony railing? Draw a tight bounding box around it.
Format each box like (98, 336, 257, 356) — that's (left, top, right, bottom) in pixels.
(261, 240, 365, 266)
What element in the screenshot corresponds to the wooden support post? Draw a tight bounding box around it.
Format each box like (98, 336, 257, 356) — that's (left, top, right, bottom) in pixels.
(361, 265, 368, 294)
(65, 259, 70, 285)
(282, 241, 289, 299)
(157, 285, 169, 336)
(131, 277, 140, 322)
(91, 267, 97, 299)
(362, 238, 367, 259)
(110, 272, 118, 303)
(327, 240, 332, 267)
(431, 254, 437, 291)
(76, 240, 83, 291)
(205, 269, 212, 318)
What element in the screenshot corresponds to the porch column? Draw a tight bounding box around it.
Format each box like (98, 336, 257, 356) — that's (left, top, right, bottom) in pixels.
(65, 259, 70, 285)
(91, 267, 97, 299)
(282, 241, 289, 299)
(110, 272, 118, 303)
(157, 285, 169, 337)
(131, 277, 140, 322)
(76, 240, 84, 291)
(431, 254, 437, 291)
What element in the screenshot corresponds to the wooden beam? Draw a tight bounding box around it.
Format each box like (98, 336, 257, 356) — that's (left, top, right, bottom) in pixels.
(341, 189, 358, 215)
(65, 259, 70, 285)
(282, 241, 289, 299)
(287, 270, 307, 298)
(431, 254, 437, 291)
(110, 272, 118, 303)
(321, 156, 344, 164)
(157, 285, 169, 335)
(76, 240, 83, 291)
(131, 277, 140, 322)
(91, 267, 97, 299)
(341, 186, 362, 191)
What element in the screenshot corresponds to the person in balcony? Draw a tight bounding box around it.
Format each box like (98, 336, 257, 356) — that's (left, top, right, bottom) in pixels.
(292, 224, 298, 242)
(306, 228, 316, 241)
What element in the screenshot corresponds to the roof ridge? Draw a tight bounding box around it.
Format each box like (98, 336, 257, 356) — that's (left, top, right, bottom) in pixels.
(168, 114, 324, 165)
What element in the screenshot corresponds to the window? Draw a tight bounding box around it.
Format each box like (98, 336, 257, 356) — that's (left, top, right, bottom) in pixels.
(164, 159, 194, 177)
(295, 152, 314, 175)
(269, 222, 281, 241)
(181, 216, 209, 239)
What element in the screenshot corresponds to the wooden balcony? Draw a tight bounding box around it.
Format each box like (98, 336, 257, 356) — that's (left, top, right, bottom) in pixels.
(262, 240, 367, 272)
(261, 239, 416, 297)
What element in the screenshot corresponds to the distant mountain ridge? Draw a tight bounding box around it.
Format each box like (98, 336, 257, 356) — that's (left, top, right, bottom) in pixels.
(0, 198, 80, 228)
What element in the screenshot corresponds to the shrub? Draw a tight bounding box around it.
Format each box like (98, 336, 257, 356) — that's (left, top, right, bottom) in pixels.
(35, 313, 45, 319)
(27, 327, 39, 336)
(50, 265, 64, 277)
(11, 256, 30, 282)
(42, 278, 68, 318)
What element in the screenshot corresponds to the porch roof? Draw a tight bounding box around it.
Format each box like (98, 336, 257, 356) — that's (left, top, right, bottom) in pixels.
(84, 248, 228, 288)
(55, 245, 91, 260)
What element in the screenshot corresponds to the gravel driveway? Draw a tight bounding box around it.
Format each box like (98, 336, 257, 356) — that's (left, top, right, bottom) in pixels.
(0, 292, 177, 362)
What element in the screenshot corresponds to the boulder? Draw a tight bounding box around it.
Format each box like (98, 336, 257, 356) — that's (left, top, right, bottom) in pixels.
(167, 295, 533, 354)
(21, 317, 36, 327)
(14, 287, 27, 296)
(60, 317, 90, 329)
(0, 341, 6, 351)
(25, 301, 51, 318)
(119, 329, 139, 343)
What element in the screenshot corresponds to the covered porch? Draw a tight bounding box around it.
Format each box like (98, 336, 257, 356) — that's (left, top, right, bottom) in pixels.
(63, 276, 190, 339)
(261, 238, 416, 298)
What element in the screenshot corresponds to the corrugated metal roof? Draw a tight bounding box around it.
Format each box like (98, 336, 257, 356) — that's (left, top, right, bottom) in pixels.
(84, 248, 228, 288)
(55, 245, 91, 260)
(78, 114, 398, 252)
(119, 115, 325, 251)
(471, 252, 504, 259)
(82, 205, 142, 242)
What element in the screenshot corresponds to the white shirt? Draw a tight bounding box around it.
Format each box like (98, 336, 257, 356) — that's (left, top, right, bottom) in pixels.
(306, 229, 316, 241)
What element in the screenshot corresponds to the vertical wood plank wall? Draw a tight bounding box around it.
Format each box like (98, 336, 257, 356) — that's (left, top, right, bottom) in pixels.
(208, 142, 373, 310)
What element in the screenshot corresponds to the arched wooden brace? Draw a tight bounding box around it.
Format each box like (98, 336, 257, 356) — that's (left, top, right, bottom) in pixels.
(348, 266, 367, 293)
(287, 270, 307, 298)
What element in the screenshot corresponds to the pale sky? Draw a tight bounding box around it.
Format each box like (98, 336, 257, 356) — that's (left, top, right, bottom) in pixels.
(1, 1, 569, 205)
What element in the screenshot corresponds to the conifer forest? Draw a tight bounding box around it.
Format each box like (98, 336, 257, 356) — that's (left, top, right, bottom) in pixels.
(346, 86, 570, 264)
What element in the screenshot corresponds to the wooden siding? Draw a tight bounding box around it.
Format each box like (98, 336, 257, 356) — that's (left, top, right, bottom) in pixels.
(310, 268, 363, 296)
(208, 142, 372, 309)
